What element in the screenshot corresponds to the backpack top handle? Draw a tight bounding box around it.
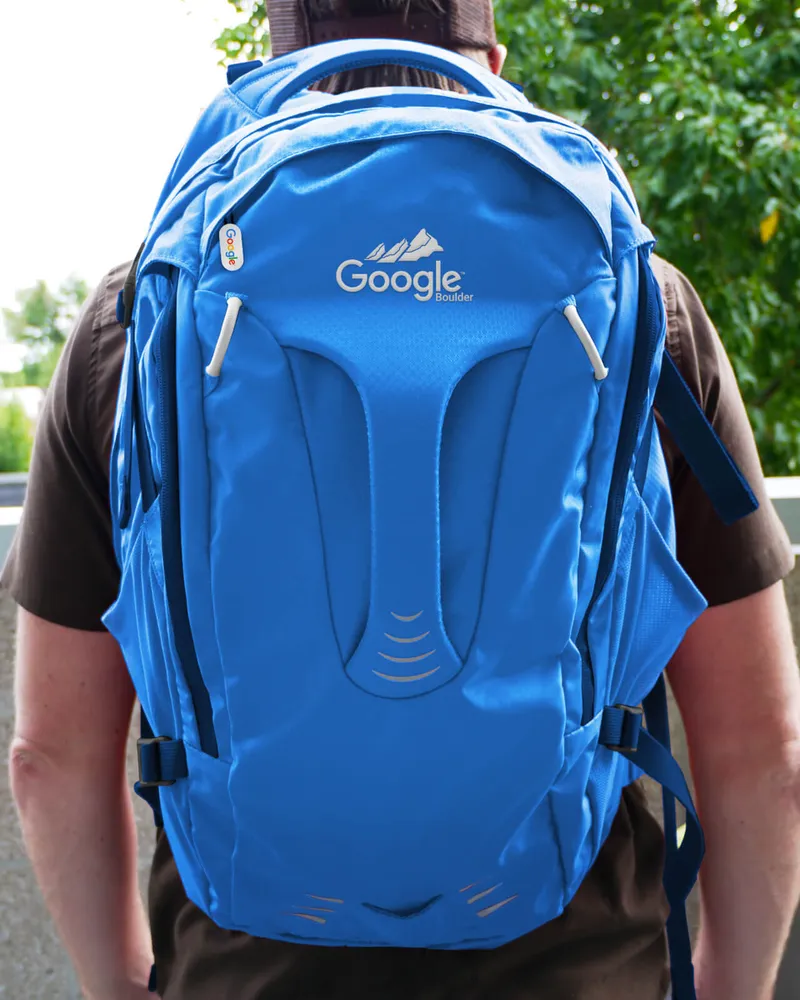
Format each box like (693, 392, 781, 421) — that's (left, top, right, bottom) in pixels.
(260, 38, 506, 116)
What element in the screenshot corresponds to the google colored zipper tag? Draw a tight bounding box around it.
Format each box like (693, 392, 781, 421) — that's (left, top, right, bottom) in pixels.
(219, 224, 244, 271)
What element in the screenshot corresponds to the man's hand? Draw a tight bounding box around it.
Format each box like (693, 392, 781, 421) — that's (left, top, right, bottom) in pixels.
(9, 610, 153, 1000)
(669, 581, 800, 1000)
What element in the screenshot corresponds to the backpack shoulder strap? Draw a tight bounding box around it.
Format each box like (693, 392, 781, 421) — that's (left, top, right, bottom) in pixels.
(656, 350, 758, 525)
(601, 678, 702, 1000)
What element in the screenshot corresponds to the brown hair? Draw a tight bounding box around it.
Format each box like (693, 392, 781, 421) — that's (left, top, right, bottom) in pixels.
(291, 0, 493, 94)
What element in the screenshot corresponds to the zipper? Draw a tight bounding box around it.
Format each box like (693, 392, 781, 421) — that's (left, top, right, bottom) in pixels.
(157, 88, 633, 251)
(577, 248, 662, 723)
(156, 276, 219, 757)
(156, 95, 582, 237)
(199, 127, 615, 271)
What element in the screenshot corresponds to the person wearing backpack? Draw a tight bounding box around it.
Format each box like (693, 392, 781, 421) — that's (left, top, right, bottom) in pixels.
(6, 2, 799, 999)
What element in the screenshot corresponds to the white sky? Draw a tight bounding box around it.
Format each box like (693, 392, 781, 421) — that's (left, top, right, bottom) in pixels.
(0, 0, 245, 368)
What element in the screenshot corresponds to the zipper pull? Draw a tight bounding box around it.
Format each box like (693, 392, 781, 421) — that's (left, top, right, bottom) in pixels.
(206, 294, 245, 377)
(563, 304, 609, 381)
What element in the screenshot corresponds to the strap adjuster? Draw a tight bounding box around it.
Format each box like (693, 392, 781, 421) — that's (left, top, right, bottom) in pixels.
(137, 736, 187, 787)
(600, 704, 644, 752)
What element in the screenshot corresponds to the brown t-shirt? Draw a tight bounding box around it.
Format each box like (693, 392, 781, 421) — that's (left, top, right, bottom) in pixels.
(2, 257, 794, 1000)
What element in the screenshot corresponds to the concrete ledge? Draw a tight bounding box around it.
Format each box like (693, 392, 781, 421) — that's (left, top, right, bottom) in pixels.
(0, 507, 22, 568)
(768, 478, 800, 553)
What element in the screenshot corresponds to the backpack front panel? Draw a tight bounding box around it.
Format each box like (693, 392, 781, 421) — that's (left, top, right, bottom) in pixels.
(105, 104, 703, 947)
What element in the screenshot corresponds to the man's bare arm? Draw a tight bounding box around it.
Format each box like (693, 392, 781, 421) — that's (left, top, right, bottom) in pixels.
(9, 609, 152, 1000)
(668, 581, 800, 1000)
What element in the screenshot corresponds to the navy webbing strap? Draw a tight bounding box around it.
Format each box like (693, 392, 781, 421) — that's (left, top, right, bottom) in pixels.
(137, 737, 187, 784)
(601, 677, 704, 1000)
(140, 704, 154, 741)
(656, 352, 758, 526)
(119, 243, 145, 330)
(227, 60, 263, 85)
(134, 707, 187, 828)
(131, 358, 158, 513)
(115, 242, 157, 527)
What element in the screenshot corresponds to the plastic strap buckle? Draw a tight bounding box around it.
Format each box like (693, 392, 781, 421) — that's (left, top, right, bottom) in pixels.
(137, 736, 185, 787)
(603, 704, 644, 753)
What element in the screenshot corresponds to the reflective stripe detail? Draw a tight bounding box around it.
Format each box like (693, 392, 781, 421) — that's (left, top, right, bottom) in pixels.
(372, 667, 441, 683)
(378, 649, 435, 663)
(467, 884, 501, 904)
(390, 611, 423, 622)
(477, 895, 518, 918)
(384, 631, 431, 643)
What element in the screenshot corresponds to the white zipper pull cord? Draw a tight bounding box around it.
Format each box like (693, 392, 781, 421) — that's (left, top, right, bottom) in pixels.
(206, 295, 244, 377)
(563, 304, 609, 381)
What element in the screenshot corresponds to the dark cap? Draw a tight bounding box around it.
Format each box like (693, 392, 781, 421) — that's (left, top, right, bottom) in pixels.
(267, 0, 497, 58)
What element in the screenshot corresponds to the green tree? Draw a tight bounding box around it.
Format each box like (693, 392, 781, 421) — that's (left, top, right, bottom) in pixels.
(215, 0, 800, 473)
(216, 0, 269, 61)
(0, 401, 33, 473)
(2, 277, 89, 389)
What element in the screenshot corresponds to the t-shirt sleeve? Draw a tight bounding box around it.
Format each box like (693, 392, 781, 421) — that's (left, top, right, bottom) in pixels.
(1, 266, 127, 630)
(652, 256, 795, 606)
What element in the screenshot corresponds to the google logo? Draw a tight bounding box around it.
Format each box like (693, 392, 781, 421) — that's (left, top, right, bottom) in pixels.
(218, 224, 244, 271)
(225, 234, 238, 265)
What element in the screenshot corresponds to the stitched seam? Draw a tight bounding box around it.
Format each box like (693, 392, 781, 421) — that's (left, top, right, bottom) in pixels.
(145, 252, 198, 282)
(284, 348, 345, 665)
(143, 504, 164, 588)
(613, 235, 653, 267)
(462, 335, 545, 661)
(222, 86, 261, 123)
(556, 272, 616, 316)
(546, 789, 570, 905)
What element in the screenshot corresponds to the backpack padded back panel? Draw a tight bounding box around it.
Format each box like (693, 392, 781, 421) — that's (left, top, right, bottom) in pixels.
(105, 86, 708, 949)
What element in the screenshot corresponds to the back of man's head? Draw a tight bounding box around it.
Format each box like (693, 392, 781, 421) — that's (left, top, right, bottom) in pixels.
(265, 0, 502, 93)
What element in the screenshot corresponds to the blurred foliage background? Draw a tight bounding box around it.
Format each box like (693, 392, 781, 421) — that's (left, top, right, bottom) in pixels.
(0, 278, 88, 471)
(0, 402, 32, 474)
(216, 0, 800, 474)
(2, 278, 88, 390)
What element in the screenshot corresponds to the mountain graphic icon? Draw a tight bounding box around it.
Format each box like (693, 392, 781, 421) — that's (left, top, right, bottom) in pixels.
(381, 239, 410, 263)
(364, 229, 444, 263)
(400, 229, 444, 261)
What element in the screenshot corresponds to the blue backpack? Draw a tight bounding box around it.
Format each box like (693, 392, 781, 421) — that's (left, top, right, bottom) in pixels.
(106, 40, 757, 1000)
